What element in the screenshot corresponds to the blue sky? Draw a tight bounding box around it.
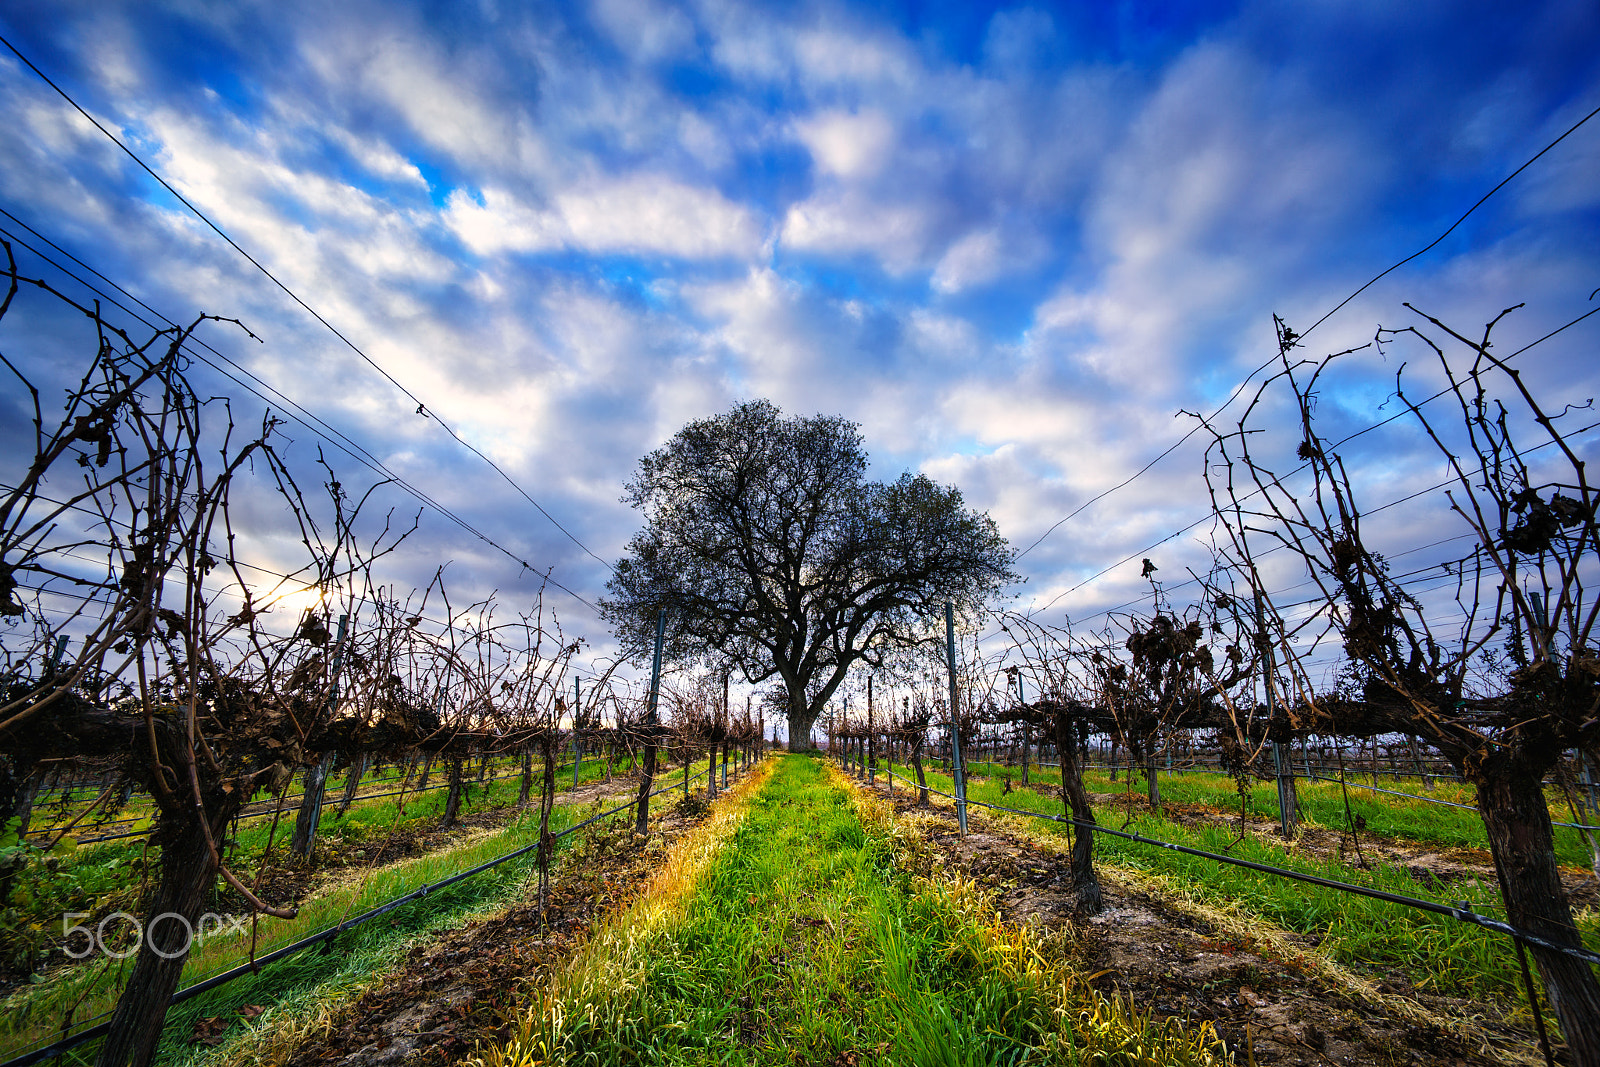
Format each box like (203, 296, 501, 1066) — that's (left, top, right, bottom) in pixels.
(1, 0, 1598, 696)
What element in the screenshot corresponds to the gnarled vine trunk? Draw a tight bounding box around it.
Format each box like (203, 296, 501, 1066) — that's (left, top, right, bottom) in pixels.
(441, 756, 465, 827)
(95, 795, 239, 1067)
(1471, 755, 1600, 1065)
(1054, 711, 1103, 915)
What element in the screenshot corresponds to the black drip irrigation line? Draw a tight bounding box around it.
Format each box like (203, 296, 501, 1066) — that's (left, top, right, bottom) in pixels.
(865, 762, 1600, 969)
(1, 758, 755, 1067)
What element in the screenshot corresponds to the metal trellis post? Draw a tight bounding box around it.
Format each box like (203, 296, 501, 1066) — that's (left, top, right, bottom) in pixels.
(635, 610, 665, 838)
(946, 602, 967, 836)
(572, 676, 584, 789)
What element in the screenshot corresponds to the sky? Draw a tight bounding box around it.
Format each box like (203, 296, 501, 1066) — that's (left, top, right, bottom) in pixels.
(1, 0, 1598, 711)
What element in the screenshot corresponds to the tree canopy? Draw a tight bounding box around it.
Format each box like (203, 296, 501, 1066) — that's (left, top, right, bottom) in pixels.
(602, 400, 1016, 748)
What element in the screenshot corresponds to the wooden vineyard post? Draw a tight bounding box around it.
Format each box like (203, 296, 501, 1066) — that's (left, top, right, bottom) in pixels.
(336, 752, 366, 817)
(635, 610, 665, 838)
(1257, 592, 1297, 839)
(291, 614, 348, 858)
(946, 602, 967, 836)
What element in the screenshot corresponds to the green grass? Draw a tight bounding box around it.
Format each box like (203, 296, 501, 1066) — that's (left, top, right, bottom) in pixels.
(3, 752, 650, 977)
(481, 755, 1226, 1066)
(953, 758, 1598, 870)
(909, 764, 1600, 1003)
(0, 753, 667, 1065)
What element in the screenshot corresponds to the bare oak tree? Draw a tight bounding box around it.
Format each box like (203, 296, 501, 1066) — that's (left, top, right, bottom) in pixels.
(602, 400, 1015, 750)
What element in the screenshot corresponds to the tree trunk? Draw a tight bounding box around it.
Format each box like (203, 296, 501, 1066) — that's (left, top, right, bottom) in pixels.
(1476, 761, 1600, 1065)
(95, 799, 234, 1067)
(336, 752, 366, 817)
(290, 751, 334, 859)
(787, 691, 819, 751)
(1054, 711, 1103, 915)
(441, 756, 464, 828)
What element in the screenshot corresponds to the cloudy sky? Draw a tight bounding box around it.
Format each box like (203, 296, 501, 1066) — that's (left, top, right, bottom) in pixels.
(1, 0, 1598, 695)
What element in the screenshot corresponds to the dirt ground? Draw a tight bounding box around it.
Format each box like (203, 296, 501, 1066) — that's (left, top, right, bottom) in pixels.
(258, 787, 719, 1066)
(869, 780, 1554, 1067)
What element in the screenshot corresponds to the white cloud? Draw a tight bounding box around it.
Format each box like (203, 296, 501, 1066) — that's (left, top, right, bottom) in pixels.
(981, 7, 1059, 71)
(590, 0, 697, 62)
(779, 188, 933, 271)
(445, 177, 764, 260)
(792, 25, 917, 90)
(324, 127, 429, 188)
(931, 228, 1002, 293)
(1029, 41, 1383, 393)
(794, 109, 896, 179)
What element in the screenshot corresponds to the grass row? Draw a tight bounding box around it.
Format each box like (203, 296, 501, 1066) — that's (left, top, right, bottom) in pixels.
(476, 754, 1228, 1067)
(0, 754, 694, 1064)
(2, 752, 662, 976)
(896, 762, 1600, 1006)
(946, 757, 1599, 871)
(24, 749, 649, 846)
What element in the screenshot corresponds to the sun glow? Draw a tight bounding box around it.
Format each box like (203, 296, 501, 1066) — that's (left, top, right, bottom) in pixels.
(266, 584, 327, 618)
